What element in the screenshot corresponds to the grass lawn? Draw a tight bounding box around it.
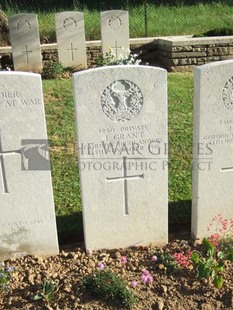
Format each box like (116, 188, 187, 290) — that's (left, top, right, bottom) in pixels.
(43, 71, 194, 240)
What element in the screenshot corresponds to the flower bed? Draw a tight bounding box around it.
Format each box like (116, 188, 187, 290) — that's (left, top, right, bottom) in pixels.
(1, 216, 232, 309)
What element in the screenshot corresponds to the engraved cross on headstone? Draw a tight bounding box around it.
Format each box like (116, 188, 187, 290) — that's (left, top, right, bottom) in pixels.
(0, 130, 21, 194)
(221, 166, 233, 172)
(21, 45, 32, 63)
(106, 156, 144, 215)
(111, 41, 122, 58)
(67, 43, 78, 61)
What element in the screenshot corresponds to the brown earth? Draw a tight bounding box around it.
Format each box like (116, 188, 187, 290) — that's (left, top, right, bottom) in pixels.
(0, 235, 232, 310)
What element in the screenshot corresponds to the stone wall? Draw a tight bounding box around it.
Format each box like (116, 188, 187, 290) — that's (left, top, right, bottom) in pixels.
(1, 36, 233, 72)
(155, 36, 233, 72)
(33, 42, 102, 69)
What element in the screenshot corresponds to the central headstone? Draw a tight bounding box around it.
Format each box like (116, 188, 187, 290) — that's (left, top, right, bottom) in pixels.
(101, 10, 130, 59)
(0, 72, 59, 259)
(73, 65, 168, 250)
(55, 12, 87, 69)
(192, 60, 233, 239)
(9, 14, 42, 72)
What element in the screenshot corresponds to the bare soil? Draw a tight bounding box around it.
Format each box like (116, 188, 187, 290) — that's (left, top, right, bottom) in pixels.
(0, 233, 232, 310)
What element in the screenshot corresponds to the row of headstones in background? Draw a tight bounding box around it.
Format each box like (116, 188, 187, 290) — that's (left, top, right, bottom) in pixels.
(8, 11, 130, 72)
(9, 14, 42, 71)
(1, 60, 232, 259)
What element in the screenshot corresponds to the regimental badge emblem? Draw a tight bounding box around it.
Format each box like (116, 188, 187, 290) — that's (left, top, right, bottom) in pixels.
(222, 76, 233, 111)
(100, 80, 143, 122)
(63, 17, 77, 32)
(16, 19, 31, 32)
(108, 16, 122, 30)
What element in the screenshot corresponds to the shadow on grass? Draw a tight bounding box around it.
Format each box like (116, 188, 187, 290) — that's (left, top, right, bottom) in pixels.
(169, 200, 191, 241)
(56, 212, 84, 245)
(57, 200, 192, 246)
(169, 200, 191, 224)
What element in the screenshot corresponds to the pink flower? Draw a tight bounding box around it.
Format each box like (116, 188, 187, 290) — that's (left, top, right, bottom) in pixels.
(173, 252, 190, 269)
(131, 280, 138, 288)
(96, 262, 105, 270)
(147, 274, 153, 284)
(209, 233, 220, 248)
(141, 274, 148, 284)
(207, 214, 230, 235)
(142, 269, 150, 276)
(120, 256, 127, 264)
(141, 270, 153, 285)
(152, 255, 158, 262)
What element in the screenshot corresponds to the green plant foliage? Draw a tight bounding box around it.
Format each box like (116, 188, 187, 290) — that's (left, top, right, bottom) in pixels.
(0, 263, 13, 292)
(42, 61, 66, 79)
(153, 251, 178, 274)
(171, 215, 233, 290)
(191, 251, 224, 289)
(34, 278, 58, 304)
(94, 50, 116, 67)
(4, 2, 233, 40)
(191, 237, 232, 289)
(82, 269, 136, 308)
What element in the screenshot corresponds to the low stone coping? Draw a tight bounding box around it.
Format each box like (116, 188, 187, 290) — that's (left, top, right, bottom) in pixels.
(1, 36, 233, 55)
(157, 36, 233, 47)
(0, 37, 158, 54)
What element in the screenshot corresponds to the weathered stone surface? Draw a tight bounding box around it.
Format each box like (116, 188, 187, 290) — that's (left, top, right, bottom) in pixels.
(220, 55, 233, 60)
(170, 51, 206, 58)
(0, 72, 59, 259)
(55, 12, 87, 69)
(192, 60, 233, 239)
(207, 47, 233, 56)
(170, 65, 194, 72)
(8, 14, 42, 72)
(73, 65, 168, 250)
(157, 36, 233, 47)
(101, 10, 129, 58)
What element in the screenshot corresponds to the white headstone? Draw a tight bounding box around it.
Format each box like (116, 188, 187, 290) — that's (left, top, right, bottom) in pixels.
(55, 12, 87, 70)
(192, 60, 233, 239)
(0, 72, 59, 259)
(101, 10, 130, 59)
(73, 65, 168, 250)
(8, 14, 42, 72)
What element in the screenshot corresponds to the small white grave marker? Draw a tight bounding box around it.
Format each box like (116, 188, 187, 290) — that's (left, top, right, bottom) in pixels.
(9, 14, 42, 72)
(192, 60, 233, 240)
(73, 65, 168, 250)
(101, 10, 130, 58)
(55, 12, 87, 69)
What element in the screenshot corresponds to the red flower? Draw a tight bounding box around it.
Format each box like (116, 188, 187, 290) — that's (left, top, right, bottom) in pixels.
(173, 252, 190, 269)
